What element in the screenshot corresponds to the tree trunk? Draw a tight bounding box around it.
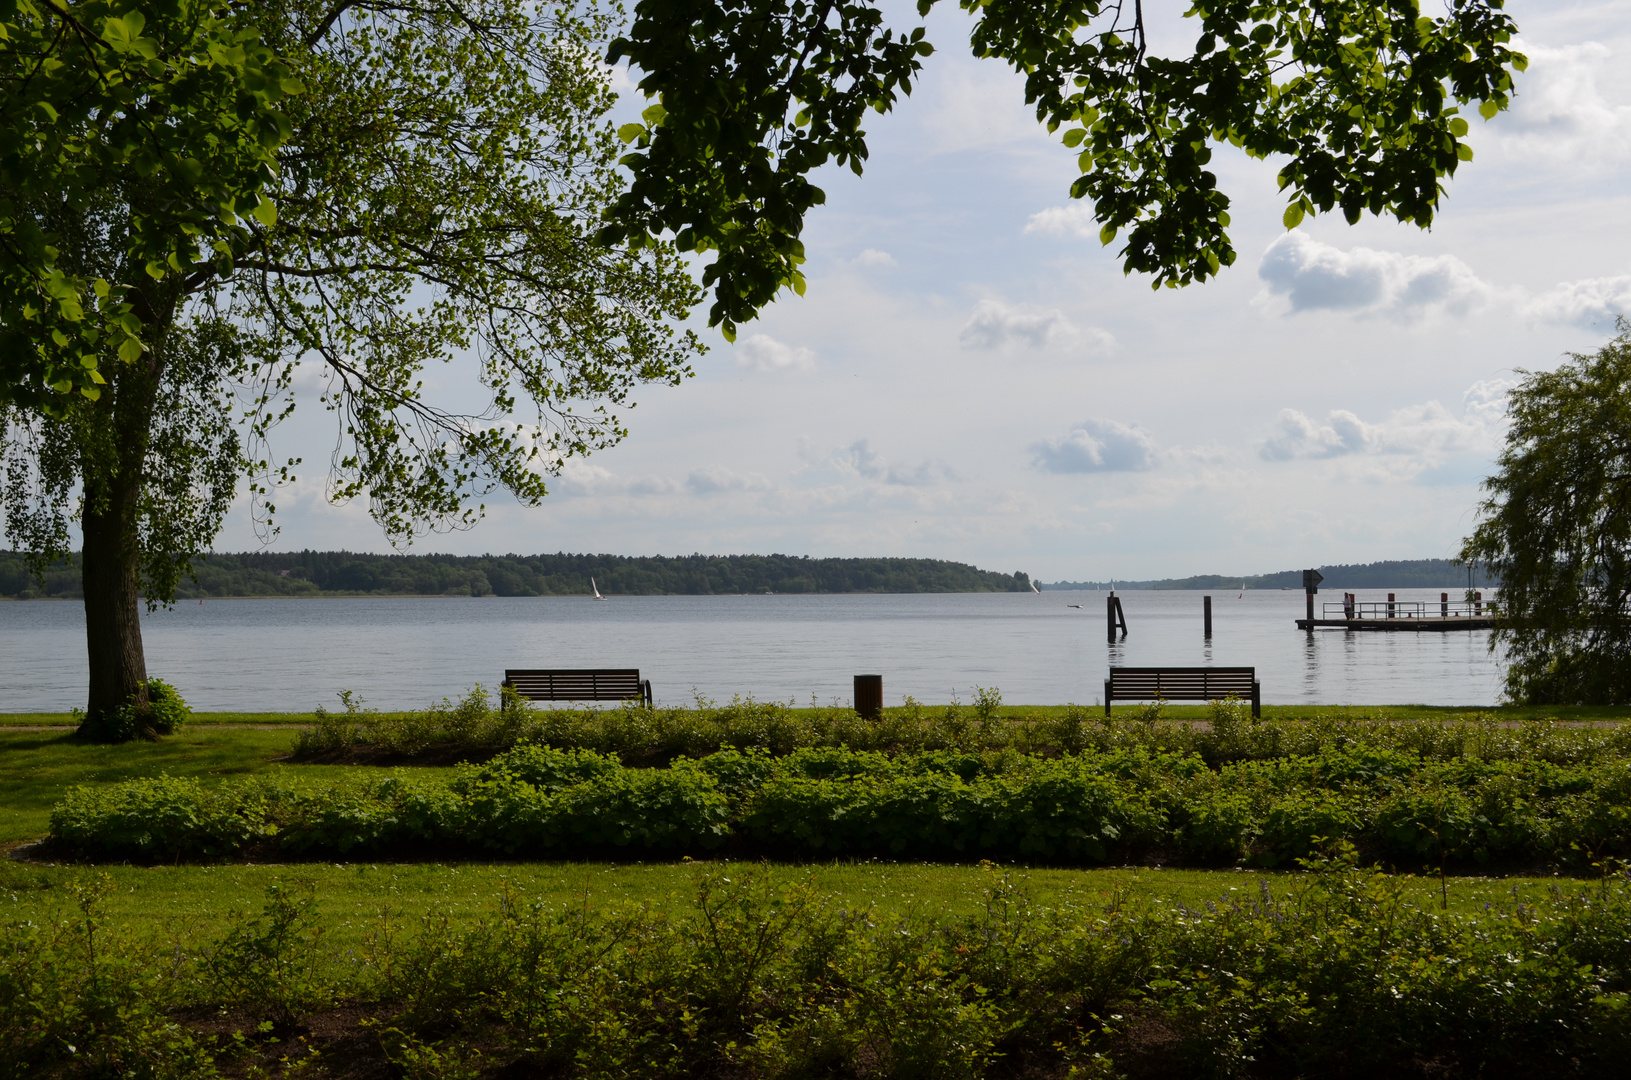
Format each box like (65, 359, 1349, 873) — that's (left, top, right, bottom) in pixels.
(78, 470, 148, 738)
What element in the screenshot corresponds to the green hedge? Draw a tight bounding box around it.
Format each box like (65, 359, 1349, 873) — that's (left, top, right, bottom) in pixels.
(290, 684, 1631, 768)
(49, 743, 1631, 868)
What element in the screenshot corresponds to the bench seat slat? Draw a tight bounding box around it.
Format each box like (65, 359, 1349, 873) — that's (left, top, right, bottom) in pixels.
(1105, 666, 1260, 718)
(503, 668, 652, 705)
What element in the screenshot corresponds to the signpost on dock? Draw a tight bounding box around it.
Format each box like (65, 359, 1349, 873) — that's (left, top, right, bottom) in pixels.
(1302, 569, 1323, 626)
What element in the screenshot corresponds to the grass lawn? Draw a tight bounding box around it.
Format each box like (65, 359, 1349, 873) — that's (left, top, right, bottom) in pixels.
(1, 722, 1610, 950)
(0, 856, 1592, 954)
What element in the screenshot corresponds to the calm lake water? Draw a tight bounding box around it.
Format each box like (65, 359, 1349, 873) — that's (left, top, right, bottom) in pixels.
(1, 589, 1506, 712)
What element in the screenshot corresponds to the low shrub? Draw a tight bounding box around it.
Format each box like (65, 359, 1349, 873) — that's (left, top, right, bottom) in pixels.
(76, 677, 192, 743)
(289, 685, 1631, 773)
(49, 743, 1631, 870)
(7, 862, 1631, 1078)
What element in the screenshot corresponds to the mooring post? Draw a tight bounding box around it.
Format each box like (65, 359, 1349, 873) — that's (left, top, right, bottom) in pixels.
(1106, 591, 1127, 642)
(1474, 590, 1483, 615)
(1441, 592, 1449, 618)
(1203, 595, 1213, 638)
(1387, 593, 1396, 619)
(853, 674, 882, 721)
(1301, 568, 1323, 629)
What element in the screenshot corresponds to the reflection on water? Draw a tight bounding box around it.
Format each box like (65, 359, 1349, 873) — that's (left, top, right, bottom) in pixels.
(0, 588, 1505, 712)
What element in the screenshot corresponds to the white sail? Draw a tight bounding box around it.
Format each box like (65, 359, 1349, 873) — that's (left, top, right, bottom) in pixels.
(592, 576, 605, 600)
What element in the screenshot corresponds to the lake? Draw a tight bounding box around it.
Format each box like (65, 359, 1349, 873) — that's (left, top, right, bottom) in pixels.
(0, 588, 1506, 712)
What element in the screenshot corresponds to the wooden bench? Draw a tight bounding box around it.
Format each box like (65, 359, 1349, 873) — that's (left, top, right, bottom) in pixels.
(502, 669, 653, 707)
(1105, 666, 1259, 718)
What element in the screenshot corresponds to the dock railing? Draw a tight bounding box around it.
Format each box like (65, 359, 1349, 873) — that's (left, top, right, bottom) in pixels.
(1322, 599, 1498, 620)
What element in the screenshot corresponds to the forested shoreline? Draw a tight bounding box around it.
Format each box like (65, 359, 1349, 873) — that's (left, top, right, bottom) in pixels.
(0, 552, 1499, 601)
(1041, 558, 1500, 591)
(0, 551, 1033, 600)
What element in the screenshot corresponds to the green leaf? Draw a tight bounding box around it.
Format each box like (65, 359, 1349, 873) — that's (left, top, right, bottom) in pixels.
(1283, 202, 1305, 229)
(1479, 100, 1500, 120)
(1062, 128, 1085, 148)
(118, 336, 144, 363)
(641, 102, 667, 126)
(617, 123, 645, 144)
(1456, 143, 1474, 162)
(251, 196, 277, 226)
(1449, 118, 1469, 137)
(1098, 223, 1117, 246)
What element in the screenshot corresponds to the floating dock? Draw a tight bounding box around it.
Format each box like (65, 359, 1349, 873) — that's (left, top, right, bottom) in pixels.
(1296, 596, 1495, 632)
(1296, 615, 1494, 631)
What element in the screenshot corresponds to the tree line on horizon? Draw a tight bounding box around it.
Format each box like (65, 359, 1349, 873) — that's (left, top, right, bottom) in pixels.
(1040, 559, 1500, 592)
(0, 551, 1033, 600)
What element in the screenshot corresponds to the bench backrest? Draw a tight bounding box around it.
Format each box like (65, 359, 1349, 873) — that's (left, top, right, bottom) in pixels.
(504, 668, 647, 703)
(1107, 666, 1255, 700)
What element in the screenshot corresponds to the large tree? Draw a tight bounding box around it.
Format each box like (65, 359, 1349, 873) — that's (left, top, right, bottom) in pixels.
(603, 0, 1527, 337)
(1462, 326, 1631, 706)
(1, 0, 701, 736)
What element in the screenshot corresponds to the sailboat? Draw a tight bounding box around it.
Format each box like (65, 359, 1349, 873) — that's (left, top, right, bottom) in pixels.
(591, 577, 607, 601)
(1030, 579, 1041, 595)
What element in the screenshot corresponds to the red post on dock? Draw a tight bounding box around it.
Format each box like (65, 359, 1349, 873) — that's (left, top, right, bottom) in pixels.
(1474, 590, 1483, 615)
(1387, 593, 1396, 619)
(1441, 592, 1449, 617)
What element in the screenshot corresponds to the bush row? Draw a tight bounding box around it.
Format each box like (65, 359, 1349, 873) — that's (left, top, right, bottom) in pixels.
(6, 862, 1631, 1079)
(292, 684, 1631, 769)
(50, 743, 1631, 868)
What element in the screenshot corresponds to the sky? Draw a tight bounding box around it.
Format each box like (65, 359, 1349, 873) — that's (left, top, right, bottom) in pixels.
(228, 0, 1631, 583)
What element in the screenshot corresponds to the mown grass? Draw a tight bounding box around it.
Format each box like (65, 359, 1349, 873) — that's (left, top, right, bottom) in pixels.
(0, 855, 1592, 954)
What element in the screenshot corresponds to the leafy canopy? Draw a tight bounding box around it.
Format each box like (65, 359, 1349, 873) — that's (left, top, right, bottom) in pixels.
(602, 0, 1526, 339)
(3, 0, 702, 612)
(1462, 325, 1631, 705)
(0, 0, 298, 410)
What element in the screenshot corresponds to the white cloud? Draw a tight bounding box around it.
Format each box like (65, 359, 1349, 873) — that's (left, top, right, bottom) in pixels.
(1489, 41, 1631, 166)
(1031, 419, 1160, 474)
(854, 248, 896, 268)
(1259, 382, 1513, 466)
(917, 64, 1047, 154)
(555, 462, 682, 497)
(1257, 233, 1494, 319)
(1023, 203, 1099, 241)
(959, 297, 1077, 351)
(1520, 274, 1631, 328)
(1255, 233, 1631, 329)
(832, 439, 943, 486)
(734, 333, 815, 372)
(687, 467, 770, 495)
